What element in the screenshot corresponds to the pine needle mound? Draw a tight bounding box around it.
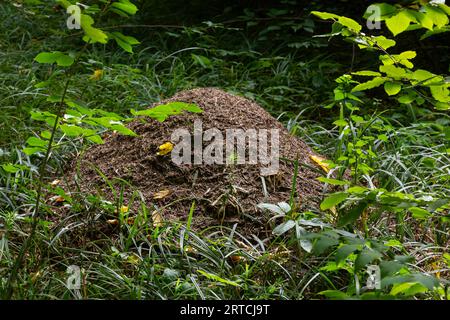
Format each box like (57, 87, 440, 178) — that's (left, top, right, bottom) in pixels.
(66, 88, 326, 234)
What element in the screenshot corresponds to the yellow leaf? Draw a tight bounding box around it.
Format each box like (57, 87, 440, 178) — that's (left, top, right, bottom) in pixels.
(156, 142, 174, 156)
(153, 189, 171, 200)
(90, 69, 103, 80)
(151, 210, 163, 227)
(310, 155, 331, 173)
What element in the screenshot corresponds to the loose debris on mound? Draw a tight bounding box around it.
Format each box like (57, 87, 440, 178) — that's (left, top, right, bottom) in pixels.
(65, 88, 327, 236)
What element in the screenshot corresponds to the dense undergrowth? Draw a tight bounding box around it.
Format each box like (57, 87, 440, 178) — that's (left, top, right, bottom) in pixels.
(0, 0, 449, 299)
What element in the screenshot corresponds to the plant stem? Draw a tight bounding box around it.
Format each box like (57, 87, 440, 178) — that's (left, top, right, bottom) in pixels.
(4, 78, 71, 299)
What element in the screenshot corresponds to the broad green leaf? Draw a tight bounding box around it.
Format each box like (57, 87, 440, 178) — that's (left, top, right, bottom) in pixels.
(355, 248, 382, 271)
(132, 102, 203, 122)
(110, 124, 137, 136)
(390, 282, 428, 296)
(87, 135, 104, 144)
(337, 16, 361, 32)
(338, 201, 368, 227)
(398, 93, 416, 104)
(60, 124, 85, 137)
(410, 11, 433, 30)
(430, 85, 450, 103)
(363, 3, 397, 20)
(385, 11, 412, 36)
(111, 0, 138, 16)
(379, 65, 407, 80)
(313, 232, 339, 255)
(26, 136, 48, 147)
(80, 14, 108, 44)
(110, 32, 140, 53)
(191, 54, 212, 69)
(351, 77, 387, 92)
(335, 244, 361, 263)
(384, 82, 402, 96)
(320, 192, 348, 210)
(2, 163, 24, 173)
(425, 5, 449, 28)
(23, 147, 45, 155)
(332, 119, 348, 127)
(273, 220, 296, 236)
(319, 290, 349, 300)
(352, 70, 381, 77)
(371, 36, 396, 50)
(411, 69, 441, 85)
(409, 207, 431, 220)
(311, 11, 340, 21)
(295, 224, 312, 253)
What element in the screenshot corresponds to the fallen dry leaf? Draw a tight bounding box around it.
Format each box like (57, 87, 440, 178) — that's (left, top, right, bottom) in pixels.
(106, 219, 119, 225)
(151, 210, 163, 227)
(153, 189, 171, 200)
(156, 142, 174, 156)
(309, 155, 331, 173)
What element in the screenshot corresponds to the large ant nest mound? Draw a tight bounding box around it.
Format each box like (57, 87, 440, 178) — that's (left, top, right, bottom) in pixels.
(66, 88, 326, 235)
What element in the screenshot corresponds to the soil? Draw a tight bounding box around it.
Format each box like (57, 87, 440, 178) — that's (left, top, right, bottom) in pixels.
(64, 88, 326, 236)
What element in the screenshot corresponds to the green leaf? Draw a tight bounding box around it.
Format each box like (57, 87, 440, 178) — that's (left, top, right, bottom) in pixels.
(87, 135, 104, 144)
(320, 192, 348, 210)
(34, 52, 74, 67)
(371, 36, 396, 50)
(26, 136, 48, 147)
(411, 11, 433, 30)
(390, 282, 428, 296)
(337, 16, 362, 32)
(409, 207, 432, 220)
(313, 232, 339, 255)
(425, 5, 449, 28)
(335, 244, 361, 263)
(2, 163, 25, 173)
(363, 3, 397, 20)
(80, 14, 108, 44)
(379, 65, 407, 80)
(23, 147, 45, 155)
(110, 124, 137, 136)
(352, 70, 382, 77)
(319, 290, 349, 300)
(111, 0, 138, 16)
(273, 220, 296, 236)
(351, 77, 387, 92)
(191, 54, 212, 69)
(131, 102, 203, 122)
(317, 177, 350, 185)
(311, 11, 340, 21)
(338, 201, 368, 227)
(110, 32, 140, 53)
(384, 82, 402, 96)
(430, 85, 450, 103)
(355, 248, 382, 271)
(60, 124, 85, 137)
(385, 11, 412, 36)
(382, 273, 438, 292)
